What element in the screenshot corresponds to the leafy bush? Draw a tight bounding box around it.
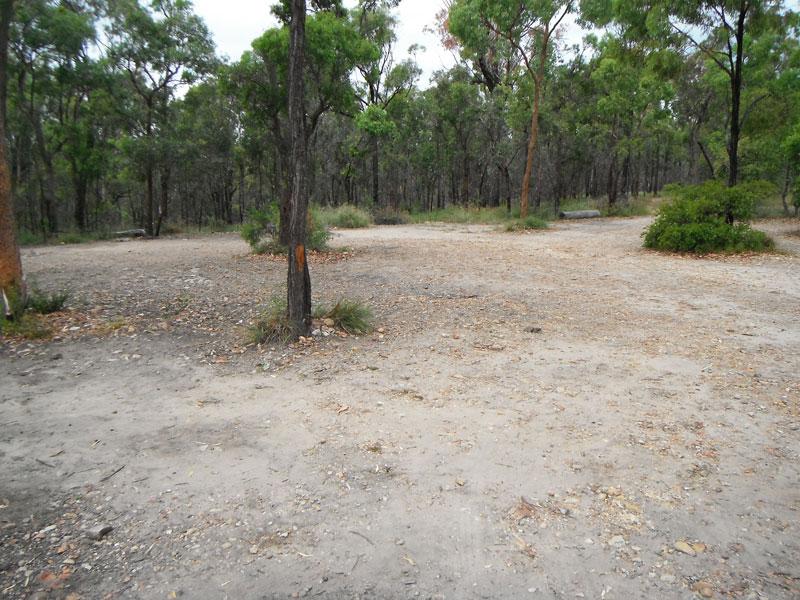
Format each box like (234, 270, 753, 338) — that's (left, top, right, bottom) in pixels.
(27, 289, 70, 314)
(241, 207, 279, 252)
(372, 208, 410, 225)
(643, 180, 775, 254)
(317, 205, 371, 228)
(248, 297, 293, 345)
(241, 206, 330, 254)
(316, 299, 372, 334)
(505, 215, 549, 231)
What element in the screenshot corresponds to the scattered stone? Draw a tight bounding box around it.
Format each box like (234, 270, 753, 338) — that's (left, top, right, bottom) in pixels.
(85, 524, 113, 540)
(323, 318, 335, 327)
(691, 581, 714, 598)
(608, 535, 626, 547)
(674, 540, 697, 556)
(526, 326, 543, 334)
(660, 574, 676, 583)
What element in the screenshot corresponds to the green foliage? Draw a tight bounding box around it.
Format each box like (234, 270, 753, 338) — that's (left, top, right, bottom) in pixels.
(317, 300, 373, 335)
(248, 297, 293, 345)
(241, 207, 279, 252)
(316, 205, 371, 228)
(372, 208, 410, 225)
(410, 206, 512, 224)
(0, 313, 51, 340)
(643, 181, 776, 254)
(505, 215, 549, 231)
(27, 289, 70, 314)
(242, 206, 331, 254)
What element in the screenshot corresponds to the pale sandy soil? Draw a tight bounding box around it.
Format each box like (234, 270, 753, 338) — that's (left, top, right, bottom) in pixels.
(1, 217, 799, 599)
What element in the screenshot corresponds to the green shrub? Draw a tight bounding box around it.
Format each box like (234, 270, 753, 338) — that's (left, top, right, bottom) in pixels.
(317, 299, 372, 334)
(241, 207, 279, 252)
(242, 206, 330, 254)
(248, 297, 293, 345)
(317, 205, 371, 228)
(505, 215, 549, 231)
(373, 208, 409, 225)
(643, 180, 775, 254)
(27, 289, 70, 314)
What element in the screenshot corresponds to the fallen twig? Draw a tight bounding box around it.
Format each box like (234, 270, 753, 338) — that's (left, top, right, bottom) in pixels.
(100, 465, 125, 482)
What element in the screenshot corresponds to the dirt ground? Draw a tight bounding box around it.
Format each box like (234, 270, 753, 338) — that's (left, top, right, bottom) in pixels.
(1, 217, 799, 600)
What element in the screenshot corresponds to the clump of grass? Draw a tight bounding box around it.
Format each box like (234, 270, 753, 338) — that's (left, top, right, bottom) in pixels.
(316, 299, 372, 334)
(248, 297, 293, 345)
(372, 208, 410, 225)
(316, 205, 371, 229)
(505, 215, 549, 231)
(0, 313, 51, 339)
(409, 206, 512, 224)
(27, 289, 70, 314)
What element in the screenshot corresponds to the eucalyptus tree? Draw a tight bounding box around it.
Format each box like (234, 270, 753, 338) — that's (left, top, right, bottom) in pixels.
(226, 6, 374, 240)
(352, 0, 419, 206)
(448, 0, 573, 218)
(0, 0, 23, 314)
(105, 0, 216, 236)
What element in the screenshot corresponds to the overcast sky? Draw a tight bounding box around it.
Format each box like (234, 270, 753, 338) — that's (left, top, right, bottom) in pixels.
(192, 0, 459, 86)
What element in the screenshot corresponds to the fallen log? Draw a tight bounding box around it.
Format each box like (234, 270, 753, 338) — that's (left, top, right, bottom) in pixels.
(114, 228, 147, 237)
(559, 210, 601, 219)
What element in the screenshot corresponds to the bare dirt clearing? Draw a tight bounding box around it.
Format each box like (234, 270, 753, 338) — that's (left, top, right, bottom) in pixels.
(2, 218, 799, 599)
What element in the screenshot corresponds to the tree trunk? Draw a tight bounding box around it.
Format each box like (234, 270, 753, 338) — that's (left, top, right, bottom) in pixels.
(155, 165, 170, 237)
(727, 5, 747, 193)
(781, 161, 791, 216)
(286, 0, 311, 338)
(0, 0, 24, 313)
(519, 75, 542, 219)
(371, 134, 379, 206)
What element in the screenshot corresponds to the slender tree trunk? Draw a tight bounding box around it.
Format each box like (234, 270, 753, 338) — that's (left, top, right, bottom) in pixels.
(155, 165, 170, 237)
(371, 134, 379, 206)
(286, 0, 311, 338)
(781, 161, 791, 216)
(727, 5, 747, 191)
(0, 0, 24, 314)
(519, 74, 542, 219)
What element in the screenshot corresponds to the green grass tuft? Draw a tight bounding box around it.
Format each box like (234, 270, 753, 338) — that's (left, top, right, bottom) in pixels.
(0, 313, 51, 339)
(505, 215, 549, 231)
(248, 297, 293, 345)
(27, 289, 70, 314)
(316, 205, 371, 229)
(316, 299, 373, 335)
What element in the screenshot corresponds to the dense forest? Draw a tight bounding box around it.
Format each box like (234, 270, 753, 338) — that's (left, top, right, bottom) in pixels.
(2, 0, 799, 241)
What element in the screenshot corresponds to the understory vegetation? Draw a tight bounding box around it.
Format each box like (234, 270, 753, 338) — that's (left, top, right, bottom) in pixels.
(643, 182, 775, 254)
(0, 287, 70, 338)
(3, 0, 798, 245)
(249, 296, 372, 344)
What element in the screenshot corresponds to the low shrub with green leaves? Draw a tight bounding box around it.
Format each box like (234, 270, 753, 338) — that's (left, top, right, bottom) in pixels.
(317, 205, 371, 228)
(505, 215, 549, 231)
(27, 289, 70, 314)
(242, 206, 330, 254)
(643, 180, 775, 254)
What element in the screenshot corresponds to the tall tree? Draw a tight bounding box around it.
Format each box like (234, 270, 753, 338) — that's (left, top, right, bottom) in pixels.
(106, 0, 215, 236)
(0, 0, 23, 316)
(449, 0, 572, 217)
(287, 0, 311, 337)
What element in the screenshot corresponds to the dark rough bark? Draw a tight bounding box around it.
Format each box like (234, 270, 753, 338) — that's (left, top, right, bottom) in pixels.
(286, 0, 311, 338)
(727, 4, 747, 189)
(0, 0, 24, 310)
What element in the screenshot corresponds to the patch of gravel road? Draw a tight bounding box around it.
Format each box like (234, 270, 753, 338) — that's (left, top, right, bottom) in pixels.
(1, 217, 798, 599)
